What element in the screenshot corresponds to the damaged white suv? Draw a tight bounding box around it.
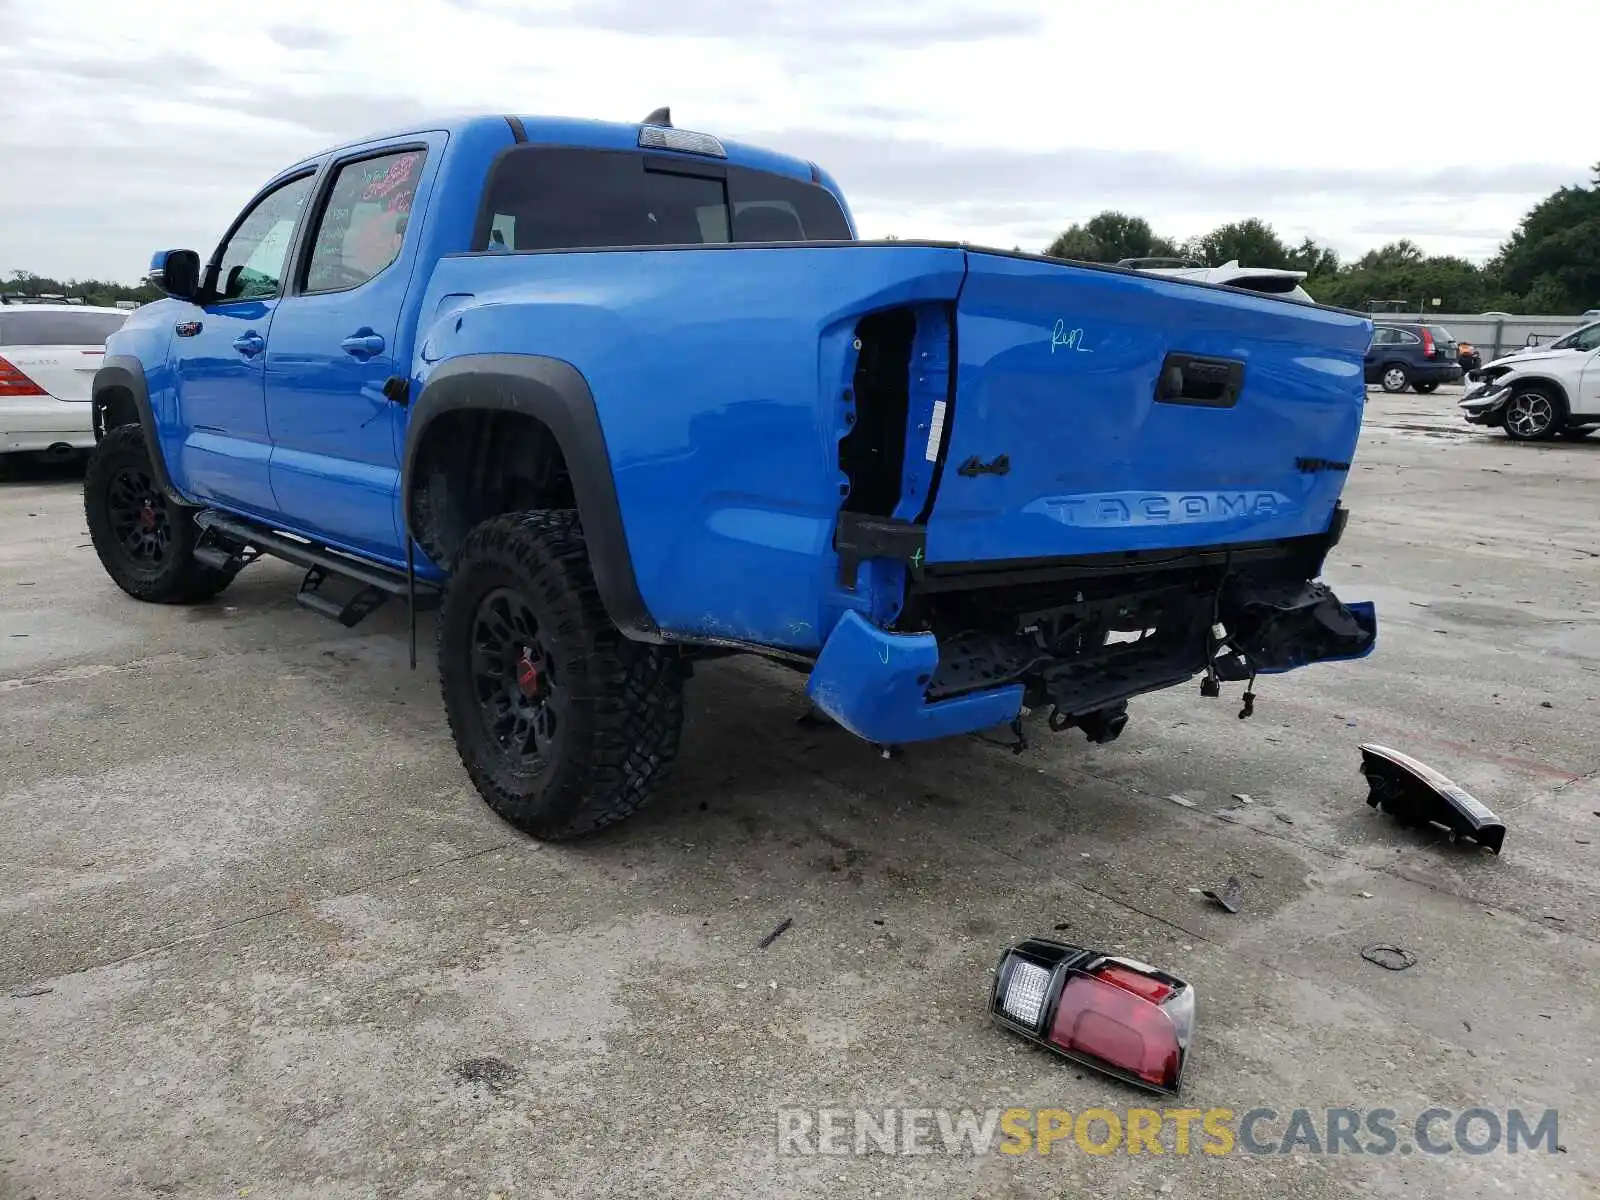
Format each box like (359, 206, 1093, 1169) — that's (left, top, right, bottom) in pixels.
(1460, 319, 1600, 441)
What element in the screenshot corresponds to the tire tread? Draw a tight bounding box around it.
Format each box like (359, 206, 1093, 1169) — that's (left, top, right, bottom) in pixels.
(83, 424, 234, 605)
(436, 510, 683, 840)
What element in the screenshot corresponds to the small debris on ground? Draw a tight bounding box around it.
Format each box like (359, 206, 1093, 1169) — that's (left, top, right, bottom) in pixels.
(1355, 891, 1374, 899)
(1360, 944, 1417, 971)
(1463, 1020, 1472, 1032)
(757, 917, 794, 949)
(1166, 794, 1196, 808)
(1540, 701, 1554, 709)
(1274, 813, 1295, 825)
(1231, 793, 1252, 805)
(1201, 876, 1243, 914)
(9, 985, 52, 998)
(452, 1057, 519, 1093)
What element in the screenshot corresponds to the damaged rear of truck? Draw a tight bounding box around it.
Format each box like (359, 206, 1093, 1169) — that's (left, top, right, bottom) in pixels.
(98, 113, 1375, 842)
(417, 235, 1376, 759)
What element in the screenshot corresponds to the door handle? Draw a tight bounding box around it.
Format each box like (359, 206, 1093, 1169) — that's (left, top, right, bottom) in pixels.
(232, 331, 265, 358)
(340, 332, 386, 360)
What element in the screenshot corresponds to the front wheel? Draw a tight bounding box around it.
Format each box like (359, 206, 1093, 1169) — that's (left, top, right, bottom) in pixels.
(1380, 365, 1411, 393)
(437, 510, 684, 841)
(83, 424, 235, 604)
(1413, 381, 1439, 394)
(1502, 387, 1563, 441)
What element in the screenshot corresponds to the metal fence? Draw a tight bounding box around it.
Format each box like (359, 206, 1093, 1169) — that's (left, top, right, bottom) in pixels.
(1363, 311, 1590, 362)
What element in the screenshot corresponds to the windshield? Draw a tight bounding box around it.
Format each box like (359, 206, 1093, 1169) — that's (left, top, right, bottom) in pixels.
(1552, 321, 1600, 352)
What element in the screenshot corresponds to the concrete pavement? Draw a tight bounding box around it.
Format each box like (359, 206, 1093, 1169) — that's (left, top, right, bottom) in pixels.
(2, 392, 1596, 1199)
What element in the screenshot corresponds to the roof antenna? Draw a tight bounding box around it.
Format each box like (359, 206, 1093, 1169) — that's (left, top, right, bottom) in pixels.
(642, 106, 671, 127)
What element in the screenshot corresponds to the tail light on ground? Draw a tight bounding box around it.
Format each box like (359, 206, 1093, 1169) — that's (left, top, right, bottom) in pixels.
(991, 938, 1195, 1094)
(0, 356, 47, 397)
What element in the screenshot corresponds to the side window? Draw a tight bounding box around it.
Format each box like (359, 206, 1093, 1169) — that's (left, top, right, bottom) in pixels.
(1397, 330, 1421, 345)
(1571, 324, 1600, 352)
(474, 147, 852, 251)
(304, 149, 427, 294)
(1370, 328, 1395, 346)
(214, 174, 315, 303)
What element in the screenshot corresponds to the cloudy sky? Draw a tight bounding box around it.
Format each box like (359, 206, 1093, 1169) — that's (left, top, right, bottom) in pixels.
(0, 0, 1591, 283)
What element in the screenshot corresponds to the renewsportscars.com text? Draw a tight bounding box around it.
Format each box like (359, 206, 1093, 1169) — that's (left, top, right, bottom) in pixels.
(776, 1106, 1561, 1157)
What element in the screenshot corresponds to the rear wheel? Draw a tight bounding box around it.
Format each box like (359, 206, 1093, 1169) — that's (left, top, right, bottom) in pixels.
(1380, 365, 1410, 393)
(1413, 381, 1439, 394)
(83, 424, 235, 604)
(1502, 386, 1563, 441)
(437, 510, 684, 841)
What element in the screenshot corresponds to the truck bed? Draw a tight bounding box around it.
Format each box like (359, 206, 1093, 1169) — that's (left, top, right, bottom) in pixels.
(420, 241, 1370, 652)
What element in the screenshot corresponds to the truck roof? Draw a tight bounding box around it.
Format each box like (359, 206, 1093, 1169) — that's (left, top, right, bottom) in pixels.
(282, 112, 824, 188)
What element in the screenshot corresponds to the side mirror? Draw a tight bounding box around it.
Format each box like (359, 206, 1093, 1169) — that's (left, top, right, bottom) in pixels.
(146, 249, 201, 301)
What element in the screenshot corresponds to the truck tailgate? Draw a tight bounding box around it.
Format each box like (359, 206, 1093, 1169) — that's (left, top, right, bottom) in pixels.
(924, 252, 1372, 565)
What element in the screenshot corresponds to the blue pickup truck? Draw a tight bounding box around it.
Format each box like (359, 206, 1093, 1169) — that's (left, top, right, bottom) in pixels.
(86, 109, 1377, 839)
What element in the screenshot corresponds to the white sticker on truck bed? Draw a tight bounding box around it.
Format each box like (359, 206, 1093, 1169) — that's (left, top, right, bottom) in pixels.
(925, 400, 946, 462)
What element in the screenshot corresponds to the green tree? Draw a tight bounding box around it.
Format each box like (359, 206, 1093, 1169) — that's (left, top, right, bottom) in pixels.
(1286, 237, 1340, 278)
(1489, 163, 1600, 312)
(1045, 211, 1179, 263)
(1309, 243, 1496, 313)
(1184, 219, 1292, 269)
(3, 268, 160, 307)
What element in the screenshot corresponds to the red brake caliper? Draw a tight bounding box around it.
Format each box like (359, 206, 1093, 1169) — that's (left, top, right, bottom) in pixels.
(516, 649, 540, 697)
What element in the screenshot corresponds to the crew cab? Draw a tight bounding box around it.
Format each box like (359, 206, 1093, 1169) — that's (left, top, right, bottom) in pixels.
(1460, 318, 1600, 440)
(86, 109, 1378, 840)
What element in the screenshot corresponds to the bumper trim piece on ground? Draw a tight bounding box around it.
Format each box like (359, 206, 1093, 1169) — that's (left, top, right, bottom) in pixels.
(1358, 743, 1507, 854)
(805, 610, 1023, 745)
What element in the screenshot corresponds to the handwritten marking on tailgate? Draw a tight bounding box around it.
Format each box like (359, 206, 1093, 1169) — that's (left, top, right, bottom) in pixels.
(1050, 320, 1093, 355)
(1024, 490, 1294, 527)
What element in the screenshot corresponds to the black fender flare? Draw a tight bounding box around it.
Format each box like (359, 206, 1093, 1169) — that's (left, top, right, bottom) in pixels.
(91, 356, 186, 503)
(402, 353, 659, 641)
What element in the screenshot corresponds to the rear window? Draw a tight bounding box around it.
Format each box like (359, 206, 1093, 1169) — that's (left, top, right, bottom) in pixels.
(474, 146, 852, 252)
(0, 309, 128, 347)
(1425, 325, 1455, 344)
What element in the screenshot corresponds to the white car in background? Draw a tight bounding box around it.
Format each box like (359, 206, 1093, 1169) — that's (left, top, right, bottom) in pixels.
(1118, 257, 1316, 304)
(1460, 318, 1600, 441)
(0, 303, 130, 462)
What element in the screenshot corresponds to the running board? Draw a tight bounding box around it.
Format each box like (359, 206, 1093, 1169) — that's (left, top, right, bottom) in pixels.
(193, 511, 441, 628)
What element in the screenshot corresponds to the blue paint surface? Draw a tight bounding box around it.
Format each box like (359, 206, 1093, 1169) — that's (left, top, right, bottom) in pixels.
(106, 111, 1377, 749)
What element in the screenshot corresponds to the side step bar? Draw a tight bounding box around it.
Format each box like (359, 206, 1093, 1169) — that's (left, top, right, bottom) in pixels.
(193, 511, 442, 628)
